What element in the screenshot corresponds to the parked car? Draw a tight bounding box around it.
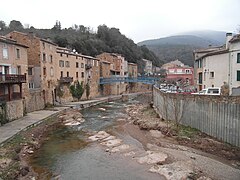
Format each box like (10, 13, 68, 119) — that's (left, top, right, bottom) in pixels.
(191, 87, 221, 95)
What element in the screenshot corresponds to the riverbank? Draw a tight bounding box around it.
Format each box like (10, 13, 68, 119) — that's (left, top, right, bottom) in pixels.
(123, 94, 240, 179)
(1, 93, 240, 179)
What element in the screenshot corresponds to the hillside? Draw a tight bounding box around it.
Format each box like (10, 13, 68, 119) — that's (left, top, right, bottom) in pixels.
(138, 30, 227, 67)
(0, 20, 164, 69)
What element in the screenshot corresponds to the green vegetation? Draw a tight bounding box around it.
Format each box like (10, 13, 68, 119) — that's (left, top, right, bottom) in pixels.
(85, 82, 90, 100)
(70, 81, 85, 101)
(0, 20, 164, 68)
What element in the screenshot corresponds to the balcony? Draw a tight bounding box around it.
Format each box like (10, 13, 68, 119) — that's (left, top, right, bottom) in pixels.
(59, 77, 73, 83)
(0, 74, 26, 84)
(85, 64, 92, 70)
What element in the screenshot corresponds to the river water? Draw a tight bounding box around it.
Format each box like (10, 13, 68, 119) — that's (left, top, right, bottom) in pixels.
(30, 100, 161, 180)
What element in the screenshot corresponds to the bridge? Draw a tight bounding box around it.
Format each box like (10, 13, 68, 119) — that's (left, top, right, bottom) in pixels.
(99, 76, 159, 85)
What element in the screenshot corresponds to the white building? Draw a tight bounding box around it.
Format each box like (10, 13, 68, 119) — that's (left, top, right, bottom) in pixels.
(194, 33, 240, 95)
(142, 59, 153, 75)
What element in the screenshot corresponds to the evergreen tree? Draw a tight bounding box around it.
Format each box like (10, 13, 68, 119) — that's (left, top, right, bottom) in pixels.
(70, 81, 84, 101)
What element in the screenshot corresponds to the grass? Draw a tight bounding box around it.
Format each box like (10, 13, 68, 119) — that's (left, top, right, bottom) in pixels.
(176, 125, 200, 139)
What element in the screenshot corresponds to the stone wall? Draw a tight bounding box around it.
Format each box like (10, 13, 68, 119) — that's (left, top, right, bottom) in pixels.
(153, 86, 240, 147)
(6, 100, 23, 121)
(24, 89, 45, 113)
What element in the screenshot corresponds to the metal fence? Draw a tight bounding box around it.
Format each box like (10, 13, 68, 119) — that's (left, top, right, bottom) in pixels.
(153, 86, 240, 147)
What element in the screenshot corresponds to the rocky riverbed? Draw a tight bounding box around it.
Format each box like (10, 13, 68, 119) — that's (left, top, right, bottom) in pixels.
(1, 94, 240, 180)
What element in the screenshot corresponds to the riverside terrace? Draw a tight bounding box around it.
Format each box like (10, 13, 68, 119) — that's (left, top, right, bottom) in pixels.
(99, 76, 159, 85)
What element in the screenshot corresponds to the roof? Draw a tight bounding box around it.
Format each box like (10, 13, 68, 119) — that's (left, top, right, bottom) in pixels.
(128, 62, 137, 66)
(0, 36, 29, 48)
(8, 30, 57, 46)
(229, 34, 240, 43)
(40, 38, 57, 46)
(195, 49, 229, 60)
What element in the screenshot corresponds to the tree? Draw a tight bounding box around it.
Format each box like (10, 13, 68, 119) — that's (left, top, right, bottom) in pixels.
(70, 81, 84, 101)
(0, 20, 6, 31)
(52, 20, 61, 31)
(9, 20, 23, 30)
(86, 82, 90, 99)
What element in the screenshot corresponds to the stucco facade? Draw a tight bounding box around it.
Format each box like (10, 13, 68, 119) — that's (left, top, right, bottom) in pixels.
(194, 33, 240, 95)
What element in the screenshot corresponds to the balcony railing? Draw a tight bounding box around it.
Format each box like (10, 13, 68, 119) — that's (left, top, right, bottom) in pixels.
(85, 64, 92, 70)
(0, 74, 26, 84)
(59, 77, 73, 83)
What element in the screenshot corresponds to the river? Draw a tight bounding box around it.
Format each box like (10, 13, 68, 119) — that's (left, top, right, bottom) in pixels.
(29, 100, 162, 180)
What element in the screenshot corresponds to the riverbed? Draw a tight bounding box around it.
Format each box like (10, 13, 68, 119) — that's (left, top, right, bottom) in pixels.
(29, 100, 162, 180)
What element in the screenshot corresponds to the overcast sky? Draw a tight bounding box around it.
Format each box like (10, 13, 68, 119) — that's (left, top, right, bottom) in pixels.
(1, 0, 240, 43)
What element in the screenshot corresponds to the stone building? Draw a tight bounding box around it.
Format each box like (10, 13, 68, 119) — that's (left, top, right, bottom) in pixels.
(97, 53, 127, 95)
(99, 60, 111, 96)
(0, 36, 28, 121)
(6, 31, 58, 109)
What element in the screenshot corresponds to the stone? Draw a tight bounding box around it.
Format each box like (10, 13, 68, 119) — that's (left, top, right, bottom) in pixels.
(88, 131, 110, 141)
(149, 130, 164, 138)
(98, 108, 106, 111)
(102, 135, 116, 141)
(20, 166, 29, 176)
(100, 139, 122, 147)
(111, 144, 130, 153)
(124, 151, 136, 157)
(149, 161, 194, 180)
(137, 151, 168, 164)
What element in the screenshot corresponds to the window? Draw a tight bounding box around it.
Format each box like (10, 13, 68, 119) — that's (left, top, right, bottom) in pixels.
(48, 81, 50, 88)
(59, 60, 64, 67)
(17, 66, 21, 75)
(65, 61, 70, 67)
(49, 55, 53, 63)
(76, 56, 78, 59)
(237, 53, 240, 63)
(210, 72, 214, 78)
(42, 42, 45, 49)
(60, 53, 63, 57)
(67, 54, 69, 58)
(50, 67, 54, 77)
(76, 72, 78, 78)
(198, 73, 202, 84)
(3, 46, 8, 59)
(67, 71, 69, 77)
(29, 83, 34, 89)
(61, 71, 63, 77)
(76, 62, 79, 68)
(198, 59, 202, 68)
(81, 72, 84, 78)
(185, 69, 190, 74)
(81, 63, 84, 68)
(16, 48, 20, 59)
(237, 71, 240, 81)
(43, 67, 46, 76)
(43, 53, 46, 62)
(28, 67, 33, 75)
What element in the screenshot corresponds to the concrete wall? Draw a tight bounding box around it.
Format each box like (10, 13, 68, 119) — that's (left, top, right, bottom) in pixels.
(153, 86, 240, 147)
(6, 99, 23, 121)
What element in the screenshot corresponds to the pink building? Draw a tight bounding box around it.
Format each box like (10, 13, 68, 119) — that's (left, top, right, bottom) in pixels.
(165, 66, 194, 86)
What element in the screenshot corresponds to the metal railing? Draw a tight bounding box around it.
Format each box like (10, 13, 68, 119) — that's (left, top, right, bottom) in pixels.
(99, 76, 159, 85)
(0, 74, 26, 83)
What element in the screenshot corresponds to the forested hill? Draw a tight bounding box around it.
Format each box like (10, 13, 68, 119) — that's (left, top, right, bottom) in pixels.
(138, 31, 226, 67)
(0, 20, 164, 67)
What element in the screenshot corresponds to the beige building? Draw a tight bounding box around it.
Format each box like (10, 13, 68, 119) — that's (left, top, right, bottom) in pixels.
(7, 31, 58, 107)
(194, 33, 240, 95)
(0, 36, 28, 121)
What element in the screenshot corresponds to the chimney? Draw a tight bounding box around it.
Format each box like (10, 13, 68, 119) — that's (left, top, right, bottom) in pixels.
(226, 32, 233, 49)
